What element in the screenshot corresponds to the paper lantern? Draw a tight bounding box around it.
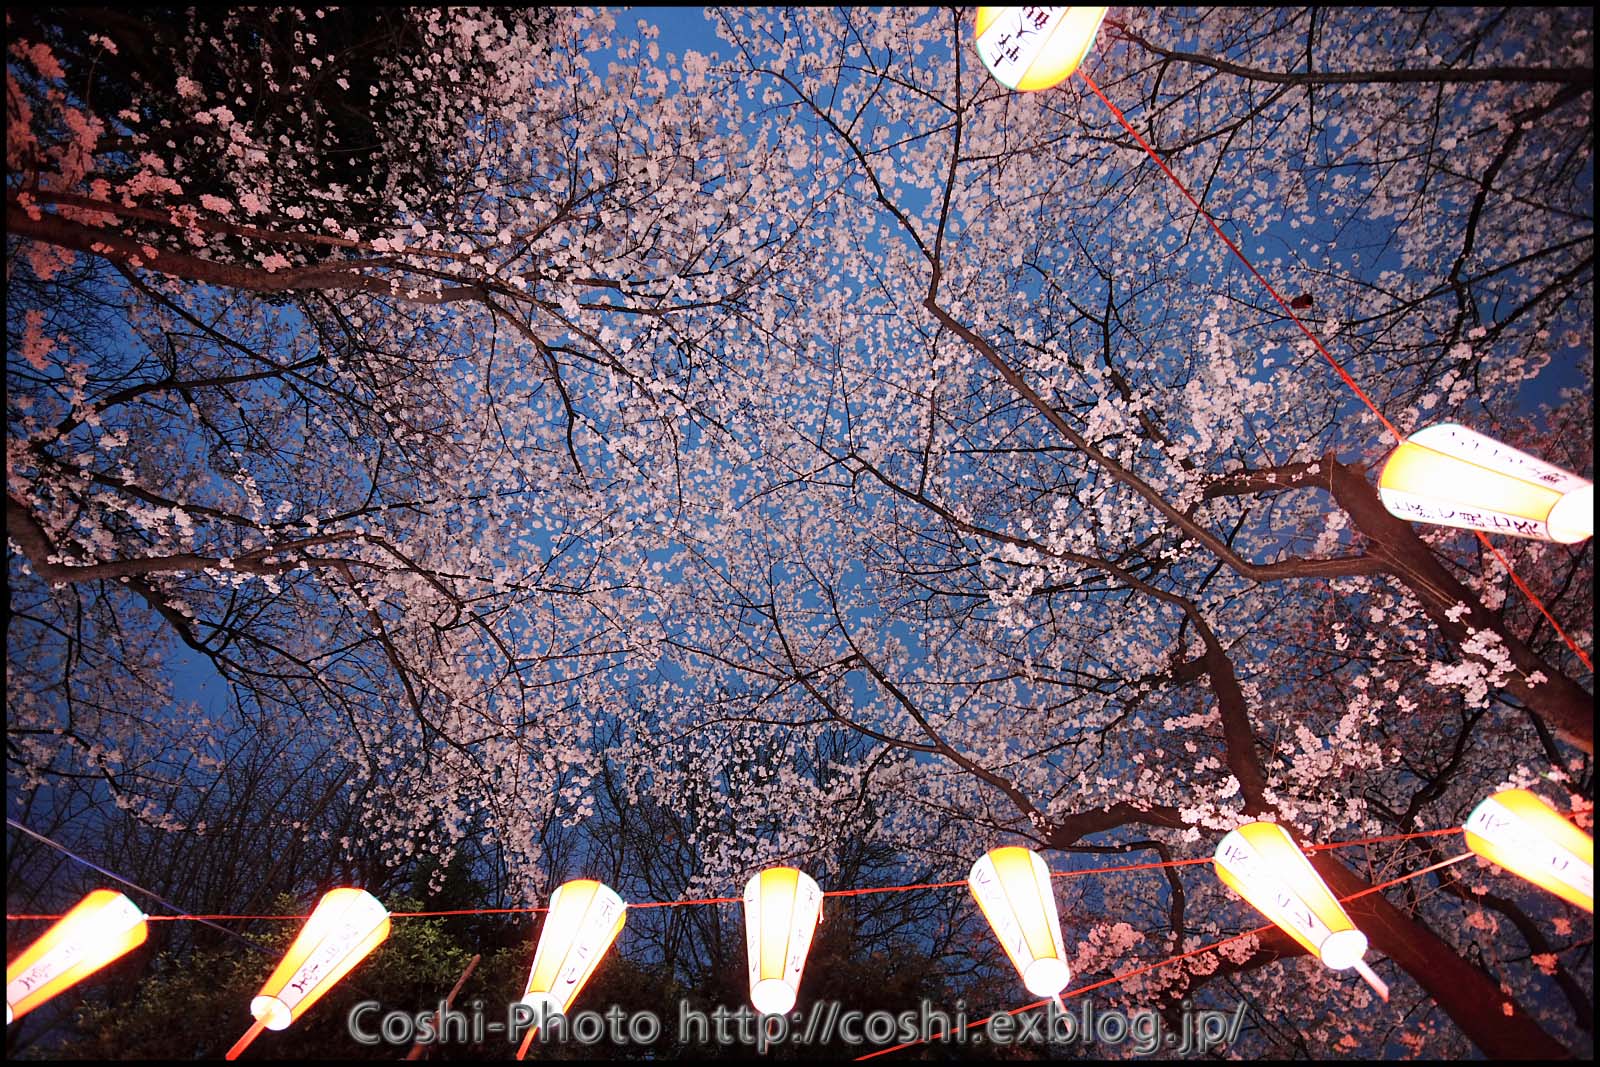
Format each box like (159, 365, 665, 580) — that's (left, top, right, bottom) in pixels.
(516, 879, 626, 1059)
(1214, 822, 1388, 999)
(968, 846, 1072, 997)
(1465, 790, 1593, 912)
(227, 887, 389, 1059)
(1378, 423, 1593, 543)
(743, 866, 824, 1015)
(974, 6, 1108, 92)
(6, 890, 147, 1026)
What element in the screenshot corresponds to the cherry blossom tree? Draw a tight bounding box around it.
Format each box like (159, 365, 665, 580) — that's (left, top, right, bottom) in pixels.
(612, 6, 1593, 1056)
(7, 6, 1593, 1060)
(8, 5, 811, 896)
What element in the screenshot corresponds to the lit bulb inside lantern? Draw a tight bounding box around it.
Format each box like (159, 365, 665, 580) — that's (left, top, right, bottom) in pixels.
(1317, 928, 1370, 971)
(1547, 483, 1595, 544)
(974, 6, 1108, 92)
(1378, 423, 1593, 543)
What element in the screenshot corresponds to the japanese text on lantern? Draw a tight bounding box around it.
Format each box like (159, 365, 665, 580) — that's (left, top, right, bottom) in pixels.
(558, 895, 620, 994)
(969, 861, 1031, 963)
(979, 7, 1067, 80)
(280, 921, 368, 1011)
(6, 893, 144, 1005)
(1467, 798, 1593, 900)
(788, 879, 821, 977)
(1216, 839, 1331, 945)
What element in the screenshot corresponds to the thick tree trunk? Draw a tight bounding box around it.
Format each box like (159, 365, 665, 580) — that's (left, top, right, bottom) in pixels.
(1311, 851, 1573, 1059)
(1326, 457, 1594, 753)
(1051, 811, 1573, 1056)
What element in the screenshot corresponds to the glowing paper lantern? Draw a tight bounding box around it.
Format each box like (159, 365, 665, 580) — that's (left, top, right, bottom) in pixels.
(968, 846, 1072, 998)
(6, 890, 147, 1026)
(1214, 822, 1388, 1000)
(227, 887, 389, 1060)
(1378, 423, 1593, 543)
(515, 878, 626, 1059)
(1465, 790, 1593, 912)
(974, 6, 1108, 92)
(743, 866, 824, 1015)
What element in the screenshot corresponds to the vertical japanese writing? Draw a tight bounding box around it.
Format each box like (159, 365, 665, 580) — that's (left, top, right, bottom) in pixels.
(1469, 802, 1593, 898)
(1217, 834, 1334, 948)
(1420, 425, 1586, 492)
(977, 6, 1067, 84)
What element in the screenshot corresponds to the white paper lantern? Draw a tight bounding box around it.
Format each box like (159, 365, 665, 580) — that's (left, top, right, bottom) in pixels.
(1465, 790, 1593, 912)
(229, 887, 390, 1059)
(520, 879, 627, 1021)
(968, 846, 1072, 997)
(1214, 822, 1387, 999)
(7, 890, 147, 1026)
(1379, 423, 1593, 543)
(743, 866, 824, 1016)
(974, 6, 1108, 92)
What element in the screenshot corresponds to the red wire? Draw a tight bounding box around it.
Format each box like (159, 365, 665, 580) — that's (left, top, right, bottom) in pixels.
(824, 879, 968, 898)
(1476, 532, 1593, 672)
(1305, 827, 1461, 850)
(1075, 69, 1403, 443)
(629, 895, 742, 909)
(1075, 69, 1593, 672)
(389, 906, 546, 917)
(854, 850, 1472, 1060)
(0, 826, 1471, 923)
(146, 913, 309, 921)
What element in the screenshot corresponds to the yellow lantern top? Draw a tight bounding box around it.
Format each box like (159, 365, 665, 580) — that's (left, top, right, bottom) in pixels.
(1464, 790, 1593, 912)
(6, 889, 148, 1026)
(974, 7, 1108, 92)
(516, 878, 627, 1061)
(227, 887, 389, 1060)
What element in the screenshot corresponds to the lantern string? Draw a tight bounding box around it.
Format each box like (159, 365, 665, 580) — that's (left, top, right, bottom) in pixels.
(822, 879, 969, 898)
(1476, 533, 1593, 672)
(1075, 69, 1593, 672)
(1304, 827, 1463, 850)
(3, 817, 273, 953)
(629, 894, 744, 909)
(854, 850, 1473, 1060)
(4, 826, 1465, 923)
(1074, 69, 1403, 444)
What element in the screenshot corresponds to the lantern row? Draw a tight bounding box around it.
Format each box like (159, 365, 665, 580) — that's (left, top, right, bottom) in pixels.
(854, 845, 1502, 1063)
(0, 827, 1466, 925)
(7, 789, 1590, 1051)
(9, 10, 1593, 1051)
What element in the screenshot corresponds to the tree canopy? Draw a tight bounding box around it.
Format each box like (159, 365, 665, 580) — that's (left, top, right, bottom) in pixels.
(6, 6, 1593, 1060)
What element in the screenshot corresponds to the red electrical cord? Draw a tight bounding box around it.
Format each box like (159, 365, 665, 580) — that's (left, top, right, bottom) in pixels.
(1075, 69, 1593, 673)
(854, 850, 1474, 1060)
(3, 827, 1467, 923)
